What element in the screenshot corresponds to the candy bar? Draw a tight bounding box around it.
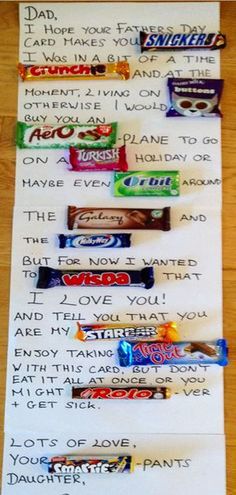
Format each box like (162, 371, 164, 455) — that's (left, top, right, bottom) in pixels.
(114, 171, 180, 197)
(36, 266, 154, 289)
(18, 61, 130, 81)
(73, 321, 179, 341)
(118, 339, 228, 367)
(166, 78, 223, 118)
(49, 455, 134, 474)
(184, 342, 217, 356)
(58, 233, 131, 248)
(140, 31, 226, 52)
(69, 145, 128, 171)
(67, 206, 171, 230)
(72, 386, 171, 400)
(16, 122, 117, 149)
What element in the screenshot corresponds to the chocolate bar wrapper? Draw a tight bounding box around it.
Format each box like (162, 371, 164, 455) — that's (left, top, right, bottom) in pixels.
(18, 61, 130, 81)
(74, 321, 179, 341)
(118, 339, 228, 367)
(58, 233, 131, 248)
(36, 266, 154, 289)
(16, 121, 117, 149)
(69, 145, 128, 171)
(67, 206, 171, 230)
(166, 78, 223, 118)
(49, 455, 134, 474)
(72, 386, 171, 400)
(114, 171, 180, 197)
(140, 31, 226, 52)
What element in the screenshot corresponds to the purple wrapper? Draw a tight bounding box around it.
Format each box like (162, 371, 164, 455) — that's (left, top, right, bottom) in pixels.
(166, 78, 223, 117)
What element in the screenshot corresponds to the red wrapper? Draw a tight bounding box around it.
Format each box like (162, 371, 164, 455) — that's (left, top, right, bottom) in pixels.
(69, 145, 128, 171)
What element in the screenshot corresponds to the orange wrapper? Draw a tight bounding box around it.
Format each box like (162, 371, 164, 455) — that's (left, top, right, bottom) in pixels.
(18, 61, 130, 81)
(73, 321, 180, 342)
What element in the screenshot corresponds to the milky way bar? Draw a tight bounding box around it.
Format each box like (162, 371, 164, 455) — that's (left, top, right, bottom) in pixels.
(67, 206, 171, 230)
(69, 145, 128, 171)
(18, 61, 130, 81)
(58, 233, 131, 248)
(72, 386, 171, 400)
(16, 122, 117, 149)
(49, 455, 134, 474)
(74, 321, 179, 341)
(140, 31, 226, 52)
(118, 339, 228, 367)
(36, 266, 154, 289)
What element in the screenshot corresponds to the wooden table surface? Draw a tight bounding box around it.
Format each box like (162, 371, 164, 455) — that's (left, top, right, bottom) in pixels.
(0, 1, 235, 493)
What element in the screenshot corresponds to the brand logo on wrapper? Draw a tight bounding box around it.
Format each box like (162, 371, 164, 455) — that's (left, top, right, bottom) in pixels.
(133, 342, 184, 365)
(51, 461, 117, 474)
(29, 64, 107, 77)
(84, 326, 158, 340)
(143, 32, 219, 48)
(78, 387, 155, 399)
(49, 455, 133, 474)
(62, 271, 131, 286)
(123, 175, 173, 188)
(73, 235, 113, 247)
(77, 149, 120, 162)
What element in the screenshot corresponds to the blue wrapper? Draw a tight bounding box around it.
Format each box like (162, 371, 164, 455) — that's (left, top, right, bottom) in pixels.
(37, 266, 154, 289)
(166, 78, 223, 118)
(118, 339, 228, 367)
(58, 233, 131, 248)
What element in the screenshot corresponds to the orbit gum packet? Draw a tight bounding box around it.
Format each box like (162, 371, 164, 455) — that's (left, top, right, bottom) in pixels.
(114, 171, 180, 197)
(166, 78, 224, 118)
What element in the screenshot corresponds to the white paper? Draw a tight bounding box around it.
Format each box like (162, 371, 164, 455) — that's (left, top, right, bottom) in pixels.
(2, 431, 226, 495)
(1, 2, 225, 495)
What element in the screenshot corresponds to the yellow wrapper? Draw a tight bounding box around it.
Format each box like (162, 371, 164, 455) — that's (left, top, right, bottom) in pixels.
(73, 321, 180, 342)
(18, 61, 130, 81)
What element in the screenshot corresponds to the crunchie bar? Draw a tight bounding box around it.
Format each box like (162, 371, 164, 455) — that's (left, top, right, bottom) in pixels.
(18, 61, 130, 81)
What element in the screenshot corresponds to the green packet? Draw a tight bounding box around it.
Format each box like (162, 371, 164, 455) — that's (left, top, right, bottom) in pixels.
(16, 121, 117, 149)
(114, 171, 180, 197)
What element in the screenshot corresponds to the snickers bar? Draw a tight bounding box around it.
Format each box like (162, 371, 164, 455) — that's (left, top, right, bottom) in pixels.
(140, 31, 226, 52)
